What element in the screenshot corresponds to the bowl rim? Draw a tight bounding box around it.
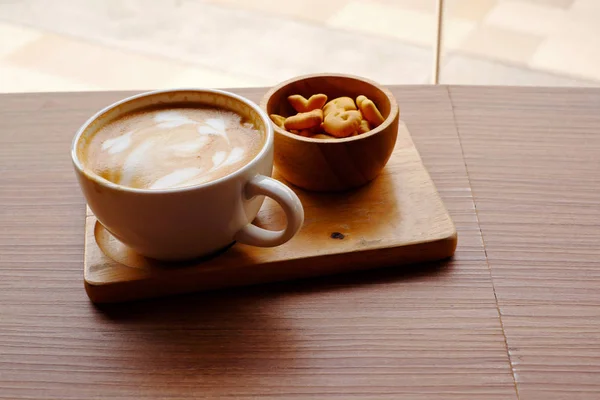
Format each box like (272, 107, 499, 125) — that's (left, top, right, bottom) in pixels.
(259, 72, 399, 143)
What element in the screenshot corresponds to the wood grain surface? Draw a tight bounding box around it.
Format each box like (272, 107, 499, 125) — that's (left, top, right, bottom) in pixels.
(450, 86, 600, 399)
(84, 122, 456, 304)
(2, 85, 598, 399)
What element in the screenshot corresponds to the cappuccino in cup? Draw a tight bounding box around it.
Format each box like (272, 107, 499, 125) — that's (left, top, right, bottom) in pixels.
(79, 104, 264, 190)
(72, 89, 304, 261)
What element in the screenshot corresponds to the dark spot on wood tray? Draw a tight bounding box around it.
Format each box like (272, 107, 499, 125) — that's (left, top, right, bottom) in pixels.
(330, 232, 345, 240)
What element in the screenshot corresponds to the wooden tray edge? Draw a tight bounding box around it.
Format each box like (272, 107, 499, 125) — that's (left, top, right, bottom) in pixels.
(84, 230, 457, 304)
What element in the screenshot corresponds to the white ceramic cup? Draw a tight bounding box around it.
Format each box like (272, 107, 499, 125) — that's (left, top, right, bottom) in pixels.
(71, 89, 304, 261)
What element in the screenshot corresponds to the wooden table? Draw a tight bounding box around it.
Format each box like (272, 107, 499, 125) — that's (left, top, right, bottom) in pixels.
(1, 86, 599, 399)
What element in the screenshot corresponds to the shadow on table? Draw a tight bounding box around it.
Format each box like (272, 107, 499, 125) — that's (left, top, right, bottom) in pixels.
(93, 258, 453, 372)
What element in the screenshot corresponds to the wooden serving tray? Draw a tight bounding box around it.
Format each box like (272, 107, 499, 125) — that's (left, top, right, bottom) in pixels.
(84, 122, 457, 303)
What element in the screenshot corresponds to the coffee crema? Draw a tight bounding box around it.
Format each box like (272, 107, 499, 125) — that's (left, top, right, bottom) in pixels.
(81, 104, 264, 190)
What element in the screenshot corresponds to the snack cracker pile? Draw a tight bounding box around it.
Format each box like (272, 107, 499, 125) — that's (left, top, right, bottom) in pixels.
(270, 94, 385, 139)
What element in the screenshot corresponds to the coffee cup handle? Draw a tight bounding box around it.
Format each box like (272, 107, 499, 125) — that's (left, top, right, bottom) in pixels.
(235, 175, 304, 247)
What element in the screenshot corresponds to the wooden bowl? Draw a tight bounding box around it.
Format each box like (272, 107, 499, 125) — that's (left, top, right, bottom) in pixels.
(260, 73, 400, 192)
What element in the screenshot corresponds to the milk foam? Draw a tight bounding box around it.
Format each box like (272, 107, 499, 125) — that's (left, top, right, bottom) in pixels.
(86, 107, 262, 190)
(170, 136, 210, 153)
(102, 131, 132, 154)
(150, 167, 204, 189)
(154, 110, 195, 128)
(198, 118, 229, 143)
(225, 147, 244, 166)
(121, 140, 155, 186)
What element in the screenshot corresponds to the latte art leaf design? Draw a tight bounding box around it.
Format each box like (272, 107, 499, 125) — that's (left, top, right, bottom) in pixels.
(169, 136, 210, 154)
(212, 151, 227, 168)
(210, 147, 246, 170)
(91, 107, 261, 190)
(150, 167, 204, 190)
(224, 147, 245, 166)
(121, 140, 154, 187)
(197, 118, 230, 144)
(102, 131, 132, 154)
(153, 111, 230, 144)
(154, 110, 195, 128)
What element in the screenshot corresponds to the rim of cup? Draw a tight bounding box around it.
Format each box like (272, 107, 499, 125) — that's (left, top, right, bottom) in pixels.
(71, 88, 274, 194)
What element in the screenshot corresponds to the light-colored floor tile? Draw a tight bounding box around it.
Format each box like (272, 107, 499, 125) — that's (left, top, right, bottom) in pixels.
(442, 53, 597, 86)
(485, 0, 567, 36)
(503, 0, 575, 8)
(371, 0, 435, 13)
(328, 1, 435, 46)
(0, 0, 599, 91)
(530, 35, 600, 81)
(4, 33, 191, 91)
(328, 1, 475, 49)
(527, 0, 600, 80)
(373, 0, 498, 22)
(0, 64, 102, 93)
(457, 25, 543, 65)
(445, 0, 499, 21)
(567, 0, 600, 25)
(328, 1, 435, 47)
(205, 0, 350, 24)
(542, 1, 600, 46)
(164, 66, 268, 89)
(0, 22, 43, 58)
(0, 0, 434, 87)
(374, 0, 498, 21)
(570, 0, 600, 12)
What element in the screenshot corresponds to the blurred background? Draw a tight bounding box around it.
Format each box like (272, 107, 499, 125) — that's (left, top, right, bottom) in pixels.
(1, 0, 598, 93)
